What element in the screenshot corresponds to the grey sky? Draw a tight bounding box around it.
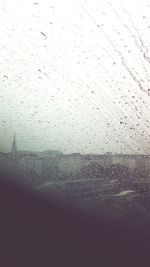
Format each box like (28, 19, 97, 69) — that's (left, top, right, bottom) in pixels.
(0, 0, 150, 154)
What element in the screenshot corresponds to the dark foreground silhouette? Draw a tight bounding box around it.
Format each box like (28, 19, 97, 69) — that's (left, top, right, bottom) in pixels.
(0, 173, 150, 267)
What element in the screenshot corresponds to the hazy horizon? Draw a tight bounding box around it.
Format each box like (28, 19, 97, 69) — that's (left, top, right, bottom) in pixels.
(1, 132, 150, 155)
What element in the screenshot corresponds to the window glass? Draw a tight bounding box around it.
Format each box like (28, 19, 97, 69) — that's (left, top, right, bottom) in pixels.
(0, 0, 150, 225)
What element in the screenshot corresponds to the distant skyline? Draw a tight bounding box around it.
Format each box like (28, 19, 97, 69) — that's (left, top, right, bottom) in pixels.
(0, 131, 149, 155)
(1, 0, 150, 154)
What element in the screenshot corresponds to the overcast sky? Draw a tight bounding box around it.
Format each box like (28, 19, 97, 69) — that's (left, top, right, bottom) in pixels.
(0, 0, 150, 154)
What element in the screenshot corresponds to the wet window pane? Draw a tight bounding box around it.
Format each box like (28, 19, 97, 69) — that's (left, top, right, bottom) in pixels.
(0, 0, 150, 225)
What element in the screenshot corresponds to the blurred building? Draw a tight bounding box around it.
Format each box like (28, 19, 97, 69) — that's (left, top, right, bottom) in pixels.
(12, 132, 17, 155)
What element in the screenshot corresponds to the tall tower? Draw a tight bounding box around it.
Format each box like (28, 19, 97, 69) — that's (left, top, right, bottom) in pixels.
(12, 132, 17, 155)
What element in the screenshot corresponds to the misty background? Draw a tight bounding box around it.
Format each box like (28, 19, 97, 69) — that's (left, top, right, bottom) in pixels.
(0, 0, 150, 154)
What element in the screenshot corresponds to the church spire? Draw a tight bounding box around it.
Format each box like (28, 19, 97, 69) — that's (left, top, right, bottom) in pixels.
(12, 132, 17, 155)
